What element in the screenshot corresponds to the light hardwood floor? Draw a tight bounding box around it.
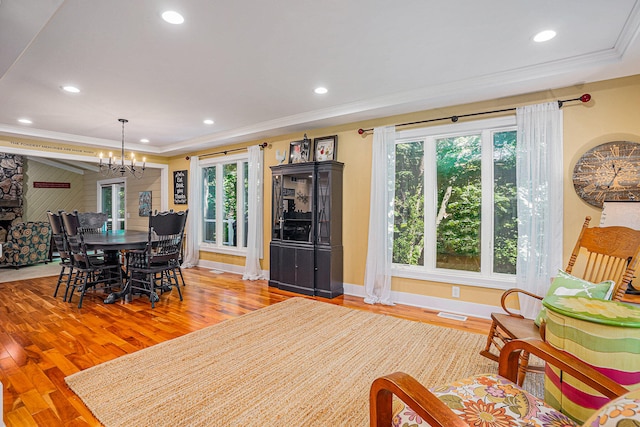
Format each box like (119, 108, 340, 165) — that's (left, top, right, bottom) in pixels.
(0, 267, 491, 426)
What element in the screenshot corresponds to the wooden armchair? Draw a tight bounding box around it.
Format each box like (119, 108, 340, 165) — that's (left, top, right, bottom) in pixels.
(371, 339, 632, 426)
(480, 216, 640, 385)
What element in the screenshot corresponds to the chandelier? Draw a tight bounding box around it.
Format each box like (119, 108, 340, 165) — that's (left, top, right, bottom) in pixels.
(99, 118, 146, 179)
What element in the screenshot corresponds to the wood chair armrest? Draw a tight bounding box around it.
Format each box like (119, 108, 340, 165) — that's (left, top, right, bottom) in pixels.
(370, 372, 468, 427)
(500, 288, 543, 317)
(499, 338, 629, 399)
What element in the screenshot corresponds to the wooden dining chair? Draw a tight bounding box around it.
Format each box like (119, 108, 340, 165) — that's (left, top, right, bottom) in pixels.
(47, 210, 76, 298)
(60, 211, 123, 308)
(480, 216, 640, 385)
(126, 210, 188, 308)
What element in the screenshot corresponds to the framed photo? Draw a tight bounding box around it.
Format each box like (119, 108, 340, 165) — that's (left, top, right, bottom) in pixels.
(313, 135, 337, 161)
(288, 138, 312, 163)
(139, 191, 152, 217)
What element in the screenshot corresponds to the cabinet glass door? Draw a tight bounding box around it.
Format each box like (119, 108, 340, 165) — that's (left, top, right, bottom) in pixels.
(282, 171, 314, 242)
(272, 174, 283, 239)
(316, 170, 330, 244)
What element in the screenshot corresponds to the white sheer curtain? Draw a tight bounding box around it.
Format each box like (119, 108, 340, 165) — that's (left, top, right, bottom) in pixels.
(516, 102, 564, 319)
(243, 145, 264, 280)
(182, 155, 200, 268)
(363, 125, 396, 305)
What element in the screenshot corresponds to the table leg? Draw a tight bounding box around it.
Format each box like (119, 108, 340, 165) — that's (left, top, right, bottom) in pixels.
(103, 249, 131, 304)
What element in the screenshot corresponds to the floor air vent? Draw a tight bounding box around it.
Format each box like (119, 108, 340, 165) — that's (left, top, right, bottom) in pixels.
(437, 312, 467, 322)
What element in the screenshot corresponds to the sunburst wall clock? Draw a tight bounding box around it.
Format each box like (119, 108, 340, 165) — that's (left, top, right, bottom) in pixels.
(572, 141, 640, 208)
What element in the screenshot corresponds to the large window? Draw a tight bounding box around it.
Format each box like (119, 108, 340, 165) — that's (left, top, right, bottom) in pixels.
(393, 117, 517, 287)
(201, 154, 248, 253)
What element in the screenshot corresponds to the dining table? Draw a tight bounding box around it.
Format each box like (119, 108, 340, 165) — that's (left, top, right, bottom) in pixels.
(82, 229, 149, 304)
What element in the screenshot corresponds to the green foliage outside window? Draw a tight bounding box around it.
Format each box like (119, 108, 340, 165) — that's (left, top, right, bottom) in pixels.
(493, 131, 518, 274)
(392, 129, 517, 275)
(435, 135, 481, 272)
(393, 141, 424, 265)
(222, 164, 237, 246)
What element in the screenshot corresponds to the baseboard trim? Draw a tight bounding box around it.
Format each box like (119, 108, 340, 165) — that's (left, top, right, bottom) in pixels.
(192, 260, 498, 320)
(343, 283, 497, 320)
(194, 259, 269, 279)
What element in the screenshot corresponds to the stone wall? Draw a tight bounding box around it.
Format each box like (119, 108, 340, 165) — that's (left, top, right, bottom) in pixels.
(0, 154, 24, 240)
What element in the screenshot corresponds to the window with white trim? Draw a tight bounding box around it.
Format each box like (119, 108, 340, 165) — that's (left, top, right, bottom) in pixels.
(199, 153, 249, 253)
(392, 116, 517, 288)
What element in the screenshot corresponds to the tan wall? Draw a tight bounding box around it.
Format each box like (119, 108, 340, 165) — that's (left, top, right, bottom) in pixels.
(23, 160, 85, 221)
(170, 74, 640, 308)
(81, 168, 162, 231)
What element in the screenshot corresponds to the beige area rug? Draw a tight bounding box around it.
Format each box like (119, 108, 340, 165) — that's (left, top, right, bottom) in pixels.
(0, 261, 60, 283)
(65, 298, 507, 426)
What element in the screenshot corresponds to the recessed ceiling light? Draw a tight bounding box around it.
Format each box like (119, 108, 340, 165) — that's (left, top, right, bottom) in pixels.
(162, 10, 184, 24)
(203, 119, 214, 125)
(533, 30, 556, 42)
(314, 87, 328, 94)
(140, 138, 149, 143)
(18, 118, 32, 124)
(61, 85, 80, 93)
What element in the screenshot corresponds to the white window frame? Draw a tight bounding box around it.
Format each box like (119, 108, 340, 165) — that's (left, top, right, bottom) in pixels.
(392, 116, 517, 290)
(198, 152, 248, 256)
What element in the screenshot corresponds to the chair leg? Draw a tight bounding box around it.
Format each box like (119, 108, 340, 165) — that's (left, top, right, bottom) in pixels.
(167, 268, 183, 301)
(149, 272, 159, 308)
(53, 266, 66, 297)
(479, 320, 500, 362)
(77, 274, 90, 309)
(517, 352, 530, 387)
(64, 271, 81, 302)
(176, 265, 186, 287)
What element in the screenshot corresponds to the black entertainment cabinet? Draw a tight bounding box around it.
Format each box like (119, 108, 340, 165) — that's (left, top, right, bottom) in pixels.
(269, 160, 344, 298)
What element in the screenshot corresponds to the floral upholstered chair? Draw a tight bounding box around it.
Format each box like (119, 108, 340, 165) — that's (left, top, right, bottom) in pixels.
(370, 339, 634, 426)
(0, 221, 52, 268)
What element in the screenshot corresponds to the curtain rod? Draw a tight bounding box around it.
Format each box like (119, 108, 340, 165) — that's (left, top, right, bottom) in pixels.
(357, 93, 592, 135)
(185, 142, 268, 160)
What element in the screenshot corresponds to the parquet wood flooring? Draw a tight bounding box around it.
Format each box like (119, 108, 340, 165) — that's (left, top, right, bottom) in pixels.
(0, 266, 490, 426)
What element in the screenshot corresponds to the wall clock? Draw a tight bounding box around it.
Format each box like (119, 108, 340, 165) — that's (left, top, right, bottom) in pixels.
(572, 141, 640, 208)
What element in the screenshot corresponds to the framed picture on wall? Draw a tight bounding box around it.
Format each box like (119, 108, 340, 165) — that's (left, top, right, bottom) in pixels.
(173, 170, 188, 204)
(139, 191, 152, 216)
(288, 138, 312, 163)
(313, 135, 337, 161)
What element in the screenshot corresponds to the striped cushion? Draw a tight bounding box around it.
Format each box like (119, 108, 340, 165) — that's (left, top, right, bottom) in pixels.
(543, 296, 640, 423)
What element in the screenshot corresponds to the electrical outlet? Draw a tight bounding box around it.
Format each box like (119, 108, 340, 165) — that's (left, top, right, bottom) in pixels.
(452, 286, 460, 298)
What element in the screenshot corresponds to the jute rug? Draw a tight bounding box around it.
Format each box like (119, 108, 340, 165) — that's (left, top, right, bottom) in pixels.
(65, 297, 499, 426)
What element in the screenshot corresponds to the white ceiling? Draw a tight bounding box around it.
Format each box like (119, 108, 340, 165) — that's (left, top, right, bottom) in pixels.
(1, 0, 640, 158)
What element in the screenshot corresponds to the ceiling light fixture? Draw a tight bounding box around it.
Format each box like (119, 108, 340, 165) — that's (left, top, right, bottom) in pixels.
(61, 85, 80, 93)
(99, 119, 146, 179)
(314, 87, 328, 94)
(140, 138, 149, 143)
(533, 30, 556, 42)
(162, 10, 184, 24)
(203, 119, 214, 125)
(18, 118, 32, 124)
